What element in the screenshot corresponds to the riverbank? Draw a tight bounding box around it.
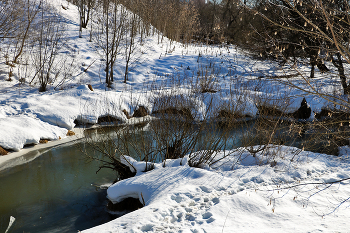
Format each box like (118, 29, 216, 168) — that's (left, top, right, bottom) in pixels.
(0, 127, 84, 171)
(83, 145, 350, 233)
(0, 115, 156, 171)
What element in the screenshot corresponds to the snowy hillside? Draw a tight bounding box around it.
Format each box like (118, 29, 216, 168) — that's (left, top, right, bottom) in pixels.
(1, 0, 346, 152)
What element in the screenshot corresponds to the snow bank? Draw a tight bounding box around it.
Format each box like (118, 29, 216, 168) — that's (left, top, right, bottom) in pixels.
(83, 146, 350, 232)
(0, 116, 67, 151)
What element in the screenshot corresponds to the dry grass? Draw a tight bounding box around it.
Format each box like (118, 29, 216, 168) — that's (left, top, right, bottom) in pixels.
(133, 106, 148, 118)
(0, 146, 8, 155)
(122, 109, 131, 119)
(66, 130, 75, 136)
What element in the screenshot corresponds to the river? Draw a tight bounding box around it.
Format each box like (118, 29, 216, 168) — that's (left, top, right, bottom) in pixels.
(0, 141, 116, 233)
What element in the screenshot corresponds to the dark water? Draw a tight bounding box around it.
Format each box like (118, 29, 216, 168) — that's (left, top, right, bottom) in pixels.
(0, 121, 246, 232)
(0, 142, 116, 233)
(0, 119, 339, 233)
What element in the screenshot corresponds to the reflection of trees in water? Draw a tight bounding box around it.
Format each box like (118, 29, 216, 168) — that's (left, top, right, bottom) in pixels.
(82, 110, 350, 183)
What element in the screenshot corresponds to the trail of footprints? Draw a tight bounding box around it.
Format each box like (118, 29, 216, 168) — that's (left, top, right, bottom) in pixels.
(141, 186, 237, 232)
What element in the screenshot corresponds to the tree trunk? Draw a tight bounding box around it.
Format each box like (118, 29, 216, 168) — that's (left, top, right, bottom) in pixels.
(332, 53, 349, 95)
(105, 5, 109, 85)
(309, 54, 317, 79)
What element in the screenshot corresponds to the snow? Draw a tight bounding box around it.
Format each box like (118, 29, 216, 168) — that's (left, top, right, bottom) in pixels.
(1, 0, 345, 150)
(0, 0, 350, 232)
(83, 147, 350, 232)
(0, 115, 67, 151)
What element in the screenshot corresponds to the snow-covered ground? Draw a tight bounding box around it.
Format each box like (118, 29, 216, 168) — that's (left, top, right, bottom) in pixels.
(1, 0, 350, 232)
(2, 0, 348, 152)
(83, 146, 350, 233)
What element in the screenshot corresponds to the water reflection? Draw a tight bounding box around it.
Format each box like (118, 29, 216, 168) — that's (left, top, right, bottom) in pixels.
(0, 118, 343, 232)
(0, 142, 115, 233)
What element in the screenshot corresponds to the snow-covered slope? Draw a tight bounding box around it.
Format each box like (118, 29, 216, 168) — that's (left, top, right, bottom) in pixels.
(1, 0, 345, 152)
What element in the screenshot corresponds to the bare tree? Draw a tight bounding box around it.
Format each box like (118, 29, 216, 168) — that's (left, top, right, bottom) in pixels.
(75, 0, 95, 37)
(0, 0, 21, 41)
(124, 12, 138, 83)
(121, 0, 199, 44)
(176, 2, 199, 43)
(0, 0, 41, 68)
(12, 0, 40, 64)
(249, 0, 350, 97)
(29, 1, 66, 92)
(94, 0, 125, 86)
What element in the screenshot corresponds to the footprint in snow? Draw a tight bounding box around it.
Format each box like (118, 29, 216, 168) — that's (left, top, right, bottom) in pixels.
(186, 213, 196, 221)
(202, 212, 212, 219)
(199, 186, 211, 193)
(171, 194, 185, 203)
(211, 197, 220, 205)
(215, 186, 226, 191)
(141, 224, 154, 232)
(206, 217, 215, 224)
(202, 212, 215, 224)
